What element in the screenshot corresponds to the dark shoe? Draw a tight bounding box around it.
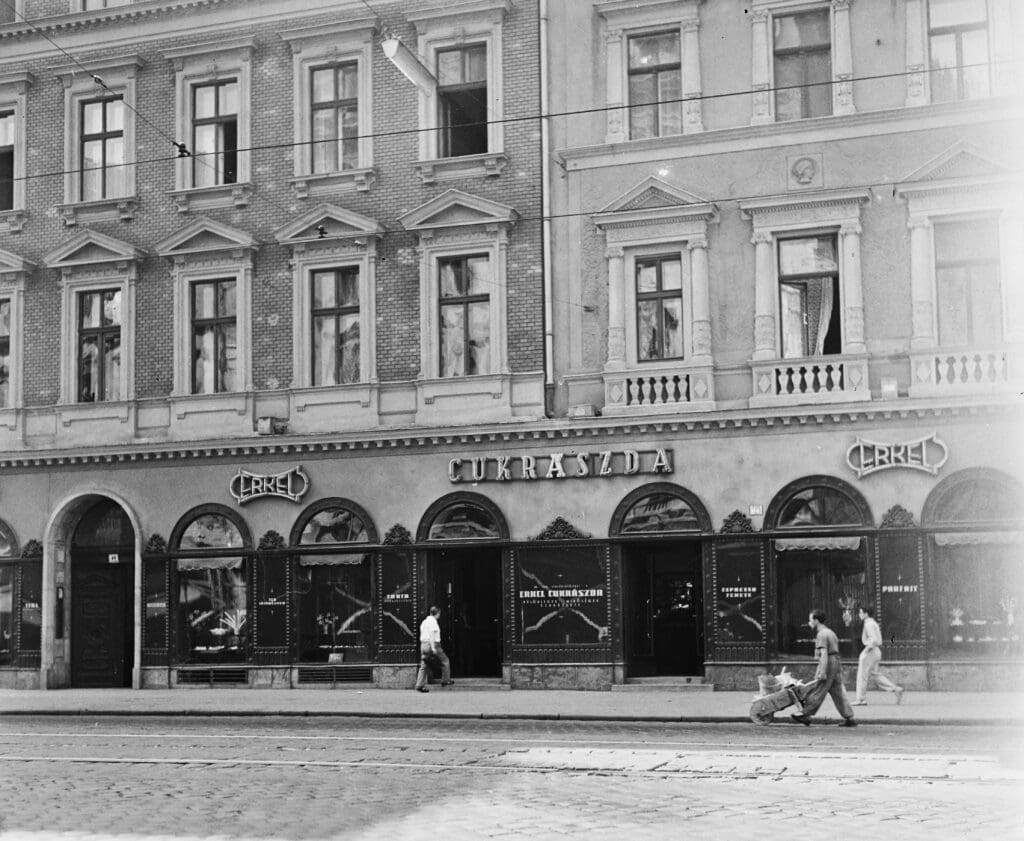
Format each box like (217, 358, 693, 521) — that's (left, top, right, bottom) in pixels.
(838, 718, 857, 727)
(790, 714, 812, 726)
(416, 686, 429, 693)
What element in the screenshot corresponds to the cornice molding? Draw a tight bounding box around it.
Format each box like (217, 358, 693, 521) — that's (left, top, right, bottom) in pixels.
(0, 0, 224, 40)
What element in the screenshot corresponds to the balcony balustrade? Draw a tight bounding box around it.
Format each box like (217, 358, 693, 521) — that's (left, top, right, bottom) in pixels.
(909, 346, 1019, 397)
(603, 363, 715, 416)
(749, 354, 869, 408)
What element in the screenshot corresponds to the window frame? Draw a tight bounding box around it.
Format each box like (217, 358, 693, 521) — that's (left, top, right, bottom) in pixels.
(436, 43, 489, 159)
(632, 251, 688, 363)
(776, 233, 842, 358)
(78, 96, 125, 203)
(626, 29, 683, 140)
(0, 70, 28, 232)
(437, 252, 492, 378)
(309, 61, 359, 176)
(771, 8, 833, 121)
(0, 254, 24, 416)
(190, 79, 238, 189)
(76, 287, 123, 403)
(0, 109, 13, 213)
(310, 266, 361, 387)
(927, 0, 990, 103)
(931, 215, 1002, 346)
(189, 277, 237, 395)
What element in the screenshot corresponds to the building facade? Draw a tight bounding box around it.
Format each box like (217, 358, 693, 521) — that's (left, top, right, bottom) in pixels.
(0, 0, 1021, 692)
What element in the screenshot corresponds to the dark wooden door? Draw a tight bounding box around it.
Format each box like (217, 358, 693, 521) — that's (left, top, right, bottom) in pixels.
(71, 563, 132, 687)
(429, 549, 502, 678)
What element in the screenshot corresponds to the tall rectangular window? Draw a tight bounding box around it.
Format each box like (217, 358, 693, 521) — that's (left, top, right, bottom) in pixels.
(628, 31, 682, 140)
(0, 298, 10, 409)
(0, 564, 12, 665)
(192, 80, 238, 188)
(77, 289, 122, 402)
(929, 0, 989, 102)
(191, 279, 237, 394)
(934, 218, 1001, 346)
(636, 256, 684, 360)
(778, 235, 840, 358)
(311, 267, 360, 386)
(0, 111, 12, 211)
(774, 9, 832, 121)
(437, 45, 488, 158)
(80, 97, 125, 201)
(439, 255, 490, 377)
(311, 63, 359, 174)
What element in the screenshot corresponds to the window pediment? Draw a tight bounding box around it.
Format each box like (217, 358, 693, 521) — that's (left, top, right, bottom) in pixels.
(594, 177, 716, 232)
(399, 189, 518, 236)
(897, 142, 1014, 198)
(274, 204, 384, 246)
(0, 247, 34, 280)
(43, 230, 145, 271)
(156, 217, 258, 261)
(409, 0, 510, 30)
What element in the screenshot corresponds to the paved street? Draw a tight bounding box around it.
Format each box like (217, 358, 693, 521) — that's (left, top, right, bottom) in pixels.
(1, 716, 1021, 841)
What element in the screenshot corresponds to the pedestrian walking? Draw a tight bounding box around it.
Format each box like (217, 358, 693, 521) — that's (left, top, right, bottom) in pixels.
(853, 605, 904, 705)
(414, 605, 452, 693)
(791, 609, 857, 727)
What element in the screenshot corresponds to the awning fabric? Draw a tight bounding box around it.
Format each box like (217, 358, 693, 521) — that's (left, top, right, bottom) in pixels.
(299, 553, 368, 566)
(933, 531, 1024, 546)
(775, 536, 862, 552)
(176, 557, 244, 571)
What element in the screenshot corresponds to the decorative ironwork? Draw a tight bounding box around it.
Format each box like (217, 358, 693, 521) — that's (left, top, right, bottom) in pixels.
(21, 539, 42, 559)
(382, 524, 412, 545)
(257, 530, 286, 551)
(144, 533, 167, 554)
(719, 510, 754, 533)
(880, 504, 916, 529)
(533, 517, 590, 540)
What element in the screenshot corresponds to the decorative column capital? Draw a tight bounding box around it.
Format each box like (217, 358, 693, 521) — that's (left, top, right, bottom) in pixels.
(687, 235, 708, 251)
(840, 222, 862, 237)
(604, 26, 624, 45)
(682, 19, 701, 33)
(605, 246, 625, 260)
(908, 216, 932, 232)
(751, 230, 773, 246)
(831, 0, 852, 10)
(750, 9, 770, 24)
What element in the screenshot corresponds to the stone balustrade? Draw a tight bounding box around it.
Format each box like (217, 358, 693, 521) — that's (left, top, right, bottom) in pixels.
(749, 355, 869, 407)
(603, 364, 715, 416)
(909, 346, 1019, 397)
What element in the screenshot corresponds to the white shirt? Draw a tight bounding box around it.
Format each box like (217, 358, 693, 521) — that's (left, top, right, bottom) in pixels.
(420, 614, 441, 646)
(861, 616, 883, 650)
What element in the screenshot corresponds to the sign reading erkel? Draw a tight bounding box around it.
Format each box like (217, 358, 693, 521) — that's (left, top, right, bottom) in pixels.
(846, 434, 948, 479)
(230, 466, 311, 504)
(448, 448, 673, 483)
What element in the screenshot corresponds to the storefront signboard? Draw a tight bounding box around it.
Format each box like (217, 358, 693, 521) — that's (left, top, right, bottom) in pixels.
(380, 552, 416, 646)
(714, 542, 763, 644)
(516, 547, 609, 645)
(230, 466, 310, 504)
(846, 434, 948, 479)
(449, 449, 673, 483)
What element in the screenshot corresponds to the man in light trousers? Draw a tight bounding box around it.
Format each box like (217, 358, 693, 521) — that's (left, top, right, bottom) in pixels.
(414, 605, 452, 693)
(853, 604, 904, 705)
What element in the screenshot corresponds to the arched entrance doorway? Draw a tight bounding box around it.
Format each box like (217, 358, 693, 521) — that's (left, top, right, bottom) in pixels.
(610, 483, 711, 677)
(70, 499, 135, 687)
(417, 493, 507, 679)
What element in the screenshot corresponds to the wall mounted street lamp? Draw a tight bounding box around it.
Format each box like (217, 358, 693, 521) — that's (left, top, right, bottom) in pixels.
(381, 35, 437, 96)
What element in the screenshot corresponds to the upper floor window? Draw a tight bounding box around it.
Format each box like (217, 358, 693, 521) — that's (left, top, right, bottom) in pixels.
(929, 0, 989, 102)
(0, 298, 9, 408)
(636, 255, 684, 361)
(0, 111, 12, 212)
(628, 31, 681, 139)
(933, 217, 1001, 346)
(439, 254, 490, 377)
(311, 267, 360, 386)
(778, 235, 840, 358)
(192, 80, 238, 188)
(437, 45, 488, 158)
(77, 288, 121, 402)
(311, 63, 358, 174)
(773, 9, 832, 121)
(80, 97, 125, 202)
(191, 279, 237, 394)
(82, 0, 131, 9)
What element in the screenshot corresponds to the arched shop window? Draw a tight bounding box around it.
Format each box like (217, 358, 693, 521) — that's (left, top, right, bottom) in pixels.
(419, 493, 508, 542)
(0, 519, 27, 667)
(923, 469, 1024, 658)
(290, 499, 377, 664)
(609, 483, 711, 535)
(72, 500, 133, 548)
(766, 476, 873, 658)
(170, 505, 251, 664)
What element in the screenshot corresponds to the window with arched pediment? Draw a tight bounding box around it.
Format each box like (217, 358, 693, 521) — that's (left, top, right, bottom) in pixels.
(171, 505, 251, 665)
(428, 503, 501, 540)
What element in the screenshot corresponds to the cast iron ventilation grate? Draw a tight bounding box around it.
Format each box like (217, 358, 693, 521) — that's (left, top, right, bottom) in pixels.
(177, 668, 249, 686)
(297, 666, 374, 685)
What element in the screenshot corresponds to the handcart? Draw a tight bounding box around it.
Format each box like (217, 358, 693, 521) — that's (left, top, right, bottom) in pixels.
(749, 671, 813, 725)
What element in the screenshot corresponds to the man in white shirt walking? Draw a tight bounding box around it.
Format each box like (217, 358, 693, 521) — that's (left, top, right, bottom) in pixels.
(854, 605, 903, 705)
(415, 605, 452, 693)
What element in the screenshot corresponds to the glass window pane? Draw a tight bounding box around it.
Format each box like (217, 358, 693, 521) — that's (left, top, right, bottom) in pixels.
(934, 218, 999, 262)
(105, 138, 125, 196)
(780, 282, 807, 358)
(220, 324, 237, 392)
(81, 140, 103, 201)
(780, 237, 838, 275)
(301, 508, 369, 544)
(297, 561, 372, 662)
(0, 113, 13, 147)
(658, 70, 682, 136)
(428, 503, 500, 540)
(103, 290, 121, 326)
(961, 28, 991, 99)
(312, 68, 334, 103)
(805, 50, 833, 117)
(661, 258, 682, 291)
(312, 109, 336, 173)
(340, 65, 359, 100)
(193, 325, 216, 393)
(929, 33, 959, 102)
(464, 45, 487, 83)
(144, 560, 167, 651)
(622, 494, 699, 532)
(104, 333, 121, 401)
(218, 281, 236, 317)
(930, 0, 987, 28)
(629, 33, 678, 69)
(636, 262, 658, 294)
(194, 85, 216, 119)
(439, 261, 460, 298)
(774, 10, 830, 50)
(19, 563, 41, 652)
(80, 292, 102, 329)
(466, 256, 490, 295)
(467, 301, 490, 375)
(82, 101, 104, 134)
(107, 99, 124, 132)
(312, 272, 336, 309)
(437, 50, 463, 86)
(180, 512, 243, 549)
(178, 566, 248, 662)
(0, 300, 9, 336)
(339, 269, 359, 307)
(774, 54, 805, 122)
(339, 312, 360, 383)
(0, 565, 12, 665)
(440, 305, 465, 377)
(662, 298, 683, 358)
(79, 336, 99, 402)
(219, 81, 239, 115)
(313, 315, 337, 386)
(637, 300, 658, 360)
(193, 283, 216, 320)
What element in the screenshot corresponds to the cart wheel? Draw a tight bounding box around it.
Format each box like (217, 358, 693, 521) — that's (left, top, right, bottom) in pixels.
(749, 698, 775, 725)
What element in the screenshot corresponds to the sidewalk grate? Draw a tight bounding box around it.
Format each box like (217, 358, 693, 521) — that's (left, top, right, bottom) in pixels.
(176, 668, 249, 686)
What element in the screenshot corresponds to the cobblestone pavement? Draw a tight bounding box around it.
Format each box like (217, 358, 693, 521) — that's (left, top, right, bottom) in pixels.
(0, 717, 1021, 841)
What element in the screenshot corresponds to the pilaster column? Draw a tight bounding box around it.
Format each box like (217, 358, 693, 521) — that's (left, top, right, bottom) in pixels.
(831, 0, 855, 115)
(909, 217, 935, 348)
(904, 0, 928, 106)
(750, 10, 773, 125)
(751, 231, 777, 360)
(1001, 209, 1024, 342)
(604, 28, 627, 144)
(689, 236, 711, 362)
(605, 246, 626, 370)
(840, 222, 865, 353)
(681, 20, 704, 134)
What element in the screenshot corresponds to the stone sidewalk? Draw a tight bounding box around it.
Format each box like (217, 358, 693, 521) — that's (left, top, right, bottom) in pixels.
(1, 686, 1022, 725)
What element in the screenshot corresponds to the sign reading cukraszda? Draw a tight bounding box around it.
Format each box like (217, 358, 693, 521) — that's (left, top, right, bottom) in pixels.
(449, 448, 673, 483)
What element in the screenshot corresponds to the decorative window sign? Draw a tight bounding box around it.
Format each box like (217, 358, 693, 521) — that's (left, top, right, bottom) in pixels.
(846, 434, 948, 479)
(230, 466, 310, 505)
(448, 448, 673, 483)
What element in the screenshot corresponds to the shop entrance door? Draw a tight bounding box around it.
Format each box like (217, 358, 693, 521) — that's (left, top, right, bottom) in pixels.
(624, 543, 704, 677)
(70, 559, 133, 688)
(427, 548, 503, 678)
